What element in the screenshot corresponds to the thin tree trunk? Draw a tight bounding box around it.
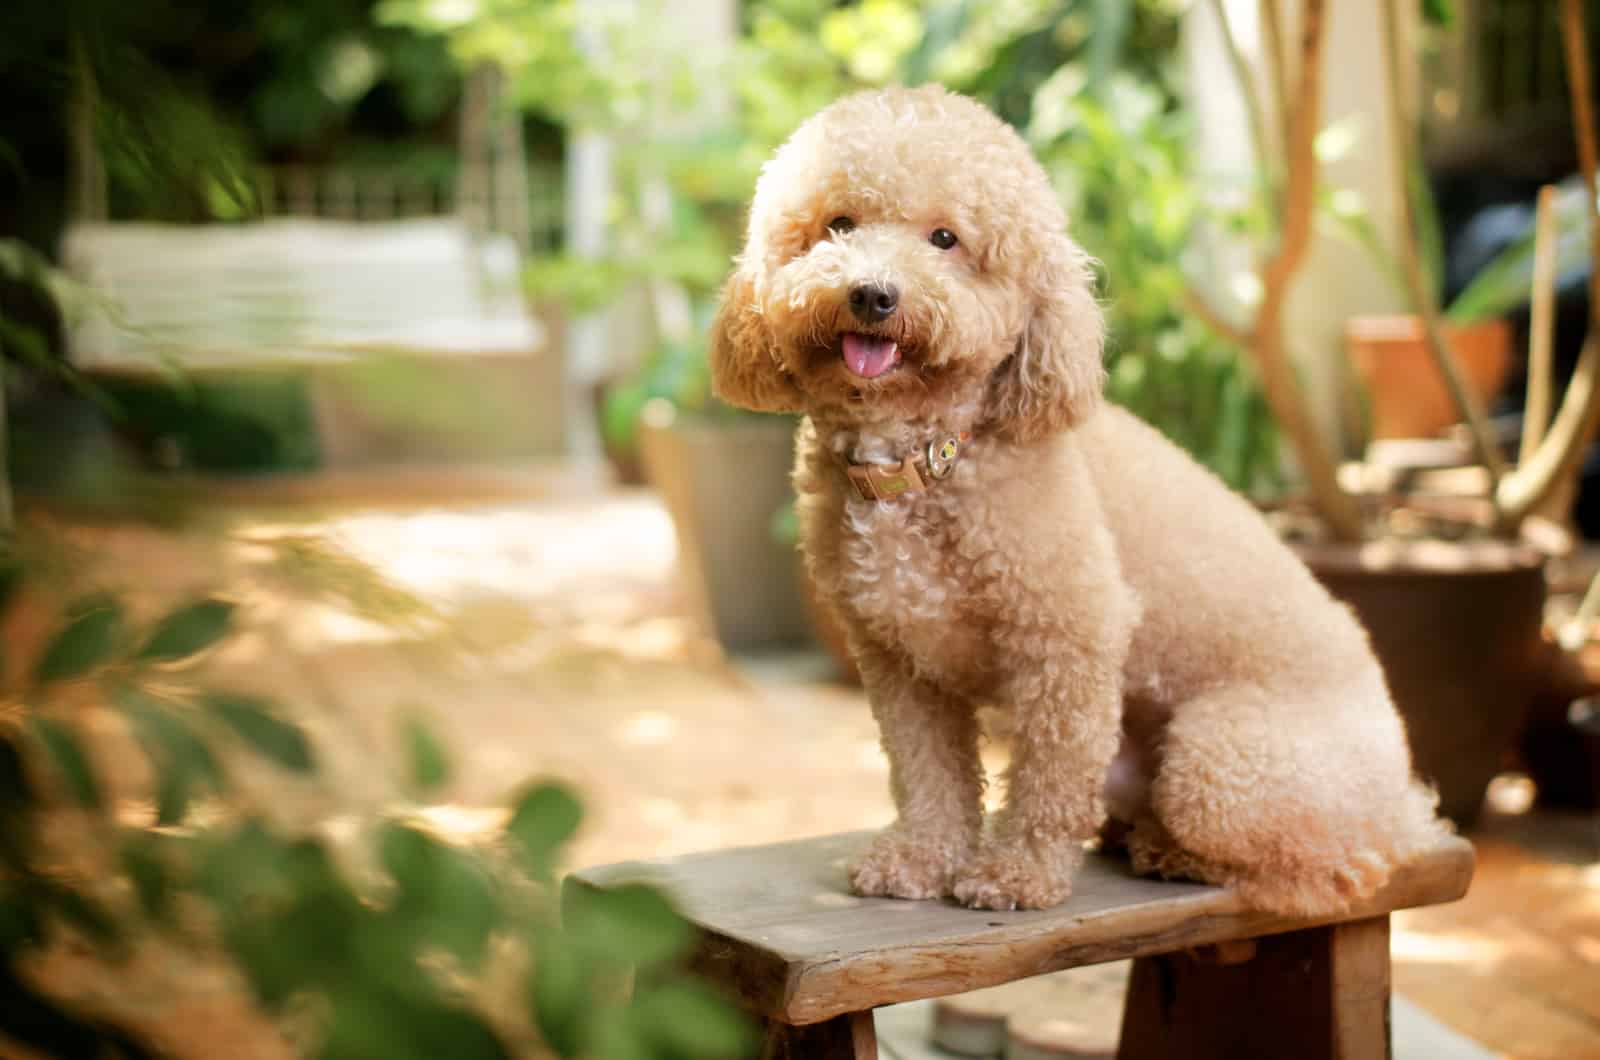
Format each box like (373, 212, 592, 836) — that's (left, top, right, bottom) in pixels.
(1249, 0, 1366, 541)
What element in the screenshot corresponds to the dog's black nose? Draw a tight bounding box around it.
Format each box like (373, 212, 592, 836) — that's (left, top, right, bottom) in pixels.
(848, 282, 899, 323)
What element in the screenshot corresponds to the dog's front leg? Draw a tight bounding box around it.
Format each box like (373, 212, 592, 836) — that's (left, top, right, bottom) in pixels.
(953, 638, 1127, 911)
(849, 648, 984, 901)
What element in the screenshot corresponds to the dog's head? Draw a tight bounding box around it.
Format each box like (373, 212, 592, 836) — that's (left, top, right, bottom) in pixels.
(711, 85, 1104, 440)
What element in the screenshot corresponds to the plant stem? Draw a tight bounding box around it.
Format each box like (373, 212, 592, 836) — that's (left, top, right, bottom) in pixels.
(1248, 0, 1364, 541)
(1495, 0, 1600, 526)
(1208, 0, 1279, 217)
(1259, 0, 1291, 167)
(1188, 0, 1363, 539)
(1378, 0, 1507, 488)
(1560, 564, 1600, 652)
(1519, 185, 1560, 463)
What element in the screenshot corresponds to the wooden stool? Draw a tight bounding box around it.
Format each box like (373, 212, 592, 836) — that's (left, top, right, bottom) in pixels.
(567, 832, 1473, 1059)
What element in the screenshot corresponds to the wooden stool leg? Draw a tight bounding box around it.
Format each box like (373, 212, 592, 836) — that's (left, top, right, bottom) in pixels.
(1118, 916, 1392, 1060)
(760, 1011, 877, 1060)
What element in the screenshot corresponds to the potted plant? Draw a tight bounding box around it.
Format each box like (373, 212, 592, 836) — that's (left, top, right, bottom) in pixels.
(1189, 0, 1600, 825)
(629, 336, 812, 653)
(1329, 171, 1596, 443)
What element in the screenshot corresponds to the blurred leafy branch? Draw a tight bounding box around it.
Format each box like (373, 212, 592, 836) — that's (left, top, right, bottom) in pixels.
(0, 535, 752, 1060)
(383, 0, 1279, 489)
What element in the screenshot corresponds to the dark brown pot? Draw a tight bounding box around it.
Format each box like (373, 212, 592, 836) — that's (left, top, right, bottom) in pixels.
(1299, 539, 1548, 827)
(1520, 642, 1600, 811)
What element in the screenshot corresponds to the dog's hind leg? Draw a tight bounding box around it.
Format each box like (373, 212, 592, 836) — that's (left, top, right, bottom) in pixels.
(1123, 813, 1224, 885)
(1148, 678, 1449, 917)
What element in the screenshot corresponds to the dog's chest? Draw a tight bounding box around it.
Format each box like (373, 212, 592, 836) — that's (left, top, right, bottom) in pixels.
(831, 497, 990, 677)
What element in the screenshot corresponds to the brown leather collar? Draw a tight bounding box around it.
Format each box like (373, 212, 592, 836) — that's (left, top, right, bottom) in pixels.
(842, 431, 972, 503)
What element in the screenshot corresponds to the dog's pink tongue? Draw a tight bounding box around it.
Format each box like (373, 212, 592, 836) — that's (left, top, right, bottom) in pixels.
(842, 333, 901, 378)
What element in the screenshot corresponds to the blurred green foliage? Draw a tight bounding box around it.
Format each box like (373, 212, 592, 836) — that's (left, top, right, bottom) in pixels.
(0, 0, 1280, 491)
(1325, 171, 1598, 328)
(0, 0, 464, 226)
(0, 543, 753, 1059)
(1035, 74, 1281, 491)
(389, 0, 1277, 490)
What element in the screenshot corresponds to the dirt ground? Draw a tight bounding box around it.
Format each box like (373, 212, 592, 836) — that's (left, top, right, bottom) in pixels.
(8, 487, 1599, 1059)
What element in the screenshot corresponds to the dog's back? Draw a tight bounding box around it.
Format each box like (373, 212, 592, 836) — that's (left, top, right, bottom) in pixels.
(1076, 404, 1381, 711)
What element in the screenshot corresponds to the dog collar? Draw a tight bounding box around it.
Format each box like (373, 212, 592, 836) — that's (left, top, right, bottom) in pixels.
(842, 431, 971, 503)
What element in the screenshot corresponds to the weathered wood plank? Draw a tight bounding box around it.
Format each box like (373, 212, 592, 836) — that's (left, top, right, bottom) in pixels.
(566, 832, 1472, 1026)
(1116, 917, 1392, 1060)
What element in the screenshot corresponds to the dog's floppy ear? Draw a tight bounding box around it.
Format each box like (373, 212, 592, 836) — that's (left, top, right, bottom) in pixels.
(709, 266, 804, 413)
(984, 233, 1105, 442)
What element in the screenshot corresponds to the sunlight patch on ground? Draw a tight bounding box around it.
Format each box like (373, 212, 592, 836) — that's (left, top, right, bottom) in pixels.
(854, 739, 888, 771)
(573, 616, 697, 660)
(618, 711, 678, 746)
(1391, 928, 1507, 966)
(283, 605, 408, 648)
(281, 497, 677, 606)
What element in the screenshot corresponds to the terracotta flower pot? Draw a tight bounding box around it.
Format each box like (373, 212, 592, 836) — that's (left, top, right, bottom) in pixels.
(1298, 538, 1548, 827)
(1346, 314, 1512, 441)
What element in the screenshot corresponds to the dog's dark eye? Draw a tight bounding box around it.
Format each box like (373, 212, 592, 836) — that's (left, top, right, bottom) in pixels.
(930, 228, 959, 250)
(828, 216, 855, 235)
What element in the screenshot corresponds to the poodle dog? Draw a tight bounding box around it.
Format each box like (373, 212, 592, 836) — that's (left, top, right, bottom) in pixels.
(710, 85, 1449, 915)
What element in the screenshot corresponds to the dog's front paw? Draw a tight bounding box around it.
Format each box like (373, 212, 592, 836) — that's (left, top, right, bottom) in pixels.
(952, 839, 1084, 911)
(849, 829, 964, 901)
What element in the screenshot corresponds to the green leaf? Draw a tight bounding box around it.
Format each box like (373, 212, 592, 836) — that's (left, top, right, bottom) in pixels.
(319, 989, 511, 1060)
(403, 715, 451, 795)
(155, 768, 194, 828)
(0, 735, 37, 871)
(34, 597, 123, 684)
(633, 980, 756, 1060)
(40, 882, 122, 950)
(204, 693, 315, 773)
(28, 717, 101, 810)
(1407, 159, 1446, 304)
(116, 685, 226, 824)
(379, 822, 498, 969)
(0, 884, 44, 950)
(565, 883, 693, 969)
(586, 1012, 653, 1060)
(194, 818, 284, 910)
(137, 597, 235, 662)
(506, 782, 582, 878)
(0, 732, 35, 814)
(121, 835, 171, 923)
(203, 828, 370, 1006)
(1085, 0, 1132, 92)
(1421, 0, 1456, 27)
(529, 940, 588, 1058)
(1448, 183, 1595, 324)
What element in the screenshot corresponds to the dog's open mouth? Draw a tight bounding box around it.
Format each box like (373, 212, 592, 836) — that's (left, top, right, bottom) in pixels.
(841, 332, 901, 379)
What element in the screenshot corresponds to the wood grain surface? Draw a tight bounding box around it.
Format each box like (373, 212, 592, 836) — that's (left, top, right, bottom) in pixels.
(567, 831, 1473, 1025)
